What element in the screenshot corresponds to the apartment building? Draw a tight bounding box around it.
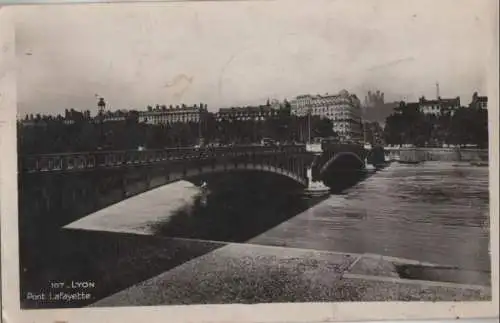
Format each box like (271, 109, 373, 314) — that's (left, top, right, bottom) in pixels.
(290, 89, 363, 142)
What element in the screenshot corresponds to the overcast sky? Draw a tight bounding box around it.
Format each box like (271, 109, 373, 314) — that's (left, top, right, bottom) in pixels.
(14, 0, 495, 116)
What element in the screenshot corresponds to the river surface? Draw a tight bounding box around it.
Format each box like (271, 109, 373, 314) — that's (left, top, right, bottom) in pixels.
(67, 161, 490, 272)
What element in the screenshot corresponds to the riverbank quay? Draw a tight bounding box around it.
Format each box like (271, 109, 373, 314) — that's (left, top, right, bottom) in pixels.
(90, 242, 491, 306)
(387, 147, 488, 163)
(21, 227, 490, 309)
(20, 162, 489, 308)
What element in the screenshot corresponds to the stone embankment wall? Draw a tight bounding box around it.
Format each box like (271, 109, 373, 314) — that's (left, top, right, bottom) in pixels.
(397, 148, 488, 162)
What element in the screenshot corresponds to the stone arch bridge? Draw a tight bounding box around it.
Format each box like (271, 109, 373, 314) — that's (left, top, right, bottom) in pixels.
(18, 144, 374, 229)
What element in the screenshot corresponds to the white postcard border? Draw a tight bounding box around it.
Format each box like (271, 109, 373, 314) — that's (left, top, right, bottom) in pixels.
(1, 1, 499, 322)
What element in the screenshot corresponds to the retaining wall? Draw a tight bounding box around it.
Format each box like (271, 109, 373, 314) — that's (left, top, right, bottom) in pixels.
(397, 148, 489, 162)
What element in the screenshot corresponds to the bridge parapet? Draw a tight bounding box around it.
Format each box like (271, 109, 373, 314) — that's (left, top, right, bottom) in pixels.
(20, 145, 307, 174)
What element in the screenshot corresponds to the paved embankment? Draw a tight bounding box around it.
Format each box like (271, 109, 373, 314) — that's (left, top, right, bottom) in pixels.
(90, 242, 491, 306)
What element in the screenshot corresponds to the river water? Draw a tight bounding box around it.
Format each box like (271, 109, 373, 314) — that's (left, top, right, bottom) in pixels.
(67, 161, 490, 272)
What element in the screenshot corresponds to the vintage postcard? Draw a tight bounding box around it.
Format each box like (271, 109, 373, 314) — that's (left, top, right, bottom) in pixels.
(1, 0, 499, 322)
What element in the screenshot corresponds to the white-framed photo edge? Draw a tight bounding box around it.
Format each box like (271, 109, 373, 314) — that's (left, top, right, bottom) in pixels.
(1, 1, 499, 322)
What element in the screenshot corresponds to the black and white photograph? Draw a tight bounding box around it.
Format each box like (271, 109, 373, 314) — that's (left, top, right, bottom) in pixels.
(1, 0, 499, 321)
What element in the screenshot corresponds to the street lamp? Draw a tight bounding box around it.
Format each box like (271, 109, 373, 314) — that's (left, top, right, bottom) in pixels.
(307, 104, 312, 144)
(97, 97, 106, 150)
(198, 111, 202, 145)
(197, 105, 205, 147)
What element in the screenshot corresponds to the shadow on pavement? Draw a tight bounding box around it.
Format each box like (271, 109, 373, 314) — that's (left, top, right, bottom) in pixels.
(20, 230, 225, 309)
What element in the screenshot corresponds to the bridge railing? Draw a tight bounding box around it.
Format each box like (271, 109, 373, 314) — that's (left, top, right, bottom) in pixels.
(20, 144, 307, 173)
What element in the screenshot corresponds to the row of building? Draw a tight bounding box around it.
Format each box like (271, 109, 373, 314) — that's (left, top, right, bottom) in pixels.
(126, 89, 365, 142)
(20, 89, 488, 143)
(415, 92, 487, 116)
(361, 89, 488, 121)
(137, 103, 283, 124)
(21, 90, 365, 142)
(138, 104, 209, 124)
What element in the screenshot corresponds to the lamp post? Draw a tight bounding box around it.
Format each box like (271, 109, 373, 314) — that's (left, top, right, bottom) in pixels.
(307, 104, 312, 144)
(97, 97, 106, 149)
(363, 121, 367, 146)
(198, 112, 202, 145)
(198, 105, 205, 147)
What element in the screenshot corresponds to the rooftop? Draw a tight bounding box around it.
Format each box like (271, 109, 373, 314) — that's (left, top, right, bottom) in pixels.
(295, 89, 354, 100)
(418, 96, 460, 106)
(218, 105, 273, 113)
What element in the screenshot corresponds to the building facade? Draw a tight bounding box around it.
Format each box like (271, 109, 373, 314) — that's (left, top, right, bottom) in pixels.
(290, 89, 363, 142)
(269, 99, 283, 110)
(63, 109, 92, 124)
(469, 92, 488, 109)
(98, 110, 129, 123)
(138, 104, 208, 124)
(215, 106, 278, 122)
(418, 96, 460, 116)
(20, 109, 92, 127)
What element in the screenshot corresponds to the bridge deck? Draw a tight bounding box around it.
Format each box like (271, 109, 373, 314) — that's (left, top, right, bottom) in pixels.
(20, 145, 309, 174)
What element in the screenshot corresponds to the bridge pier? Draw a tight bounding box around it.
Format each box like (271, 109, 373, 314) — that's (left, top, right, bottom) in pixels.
(304, 167, 330, 196)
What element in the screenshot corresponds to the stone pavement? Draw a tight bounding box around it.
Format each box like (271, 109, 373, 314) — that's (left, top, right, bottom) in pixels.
(90, 240, 491, 306)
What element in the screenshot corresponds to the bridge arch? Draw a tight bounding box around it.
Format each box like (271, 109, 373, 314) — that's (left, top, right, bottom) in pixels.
(320, 151, 365, 175)
(19, 145, 326, 229)
(110, 162, 310, 215)
(163, 162, 308, 189)
(317, 151, 367, 193)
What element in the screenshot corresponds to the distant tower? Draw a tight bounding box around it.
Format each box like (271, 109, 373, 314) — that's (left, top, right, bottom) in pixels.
(436, 82, 440, 99)
(97, 97, 106, 115)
